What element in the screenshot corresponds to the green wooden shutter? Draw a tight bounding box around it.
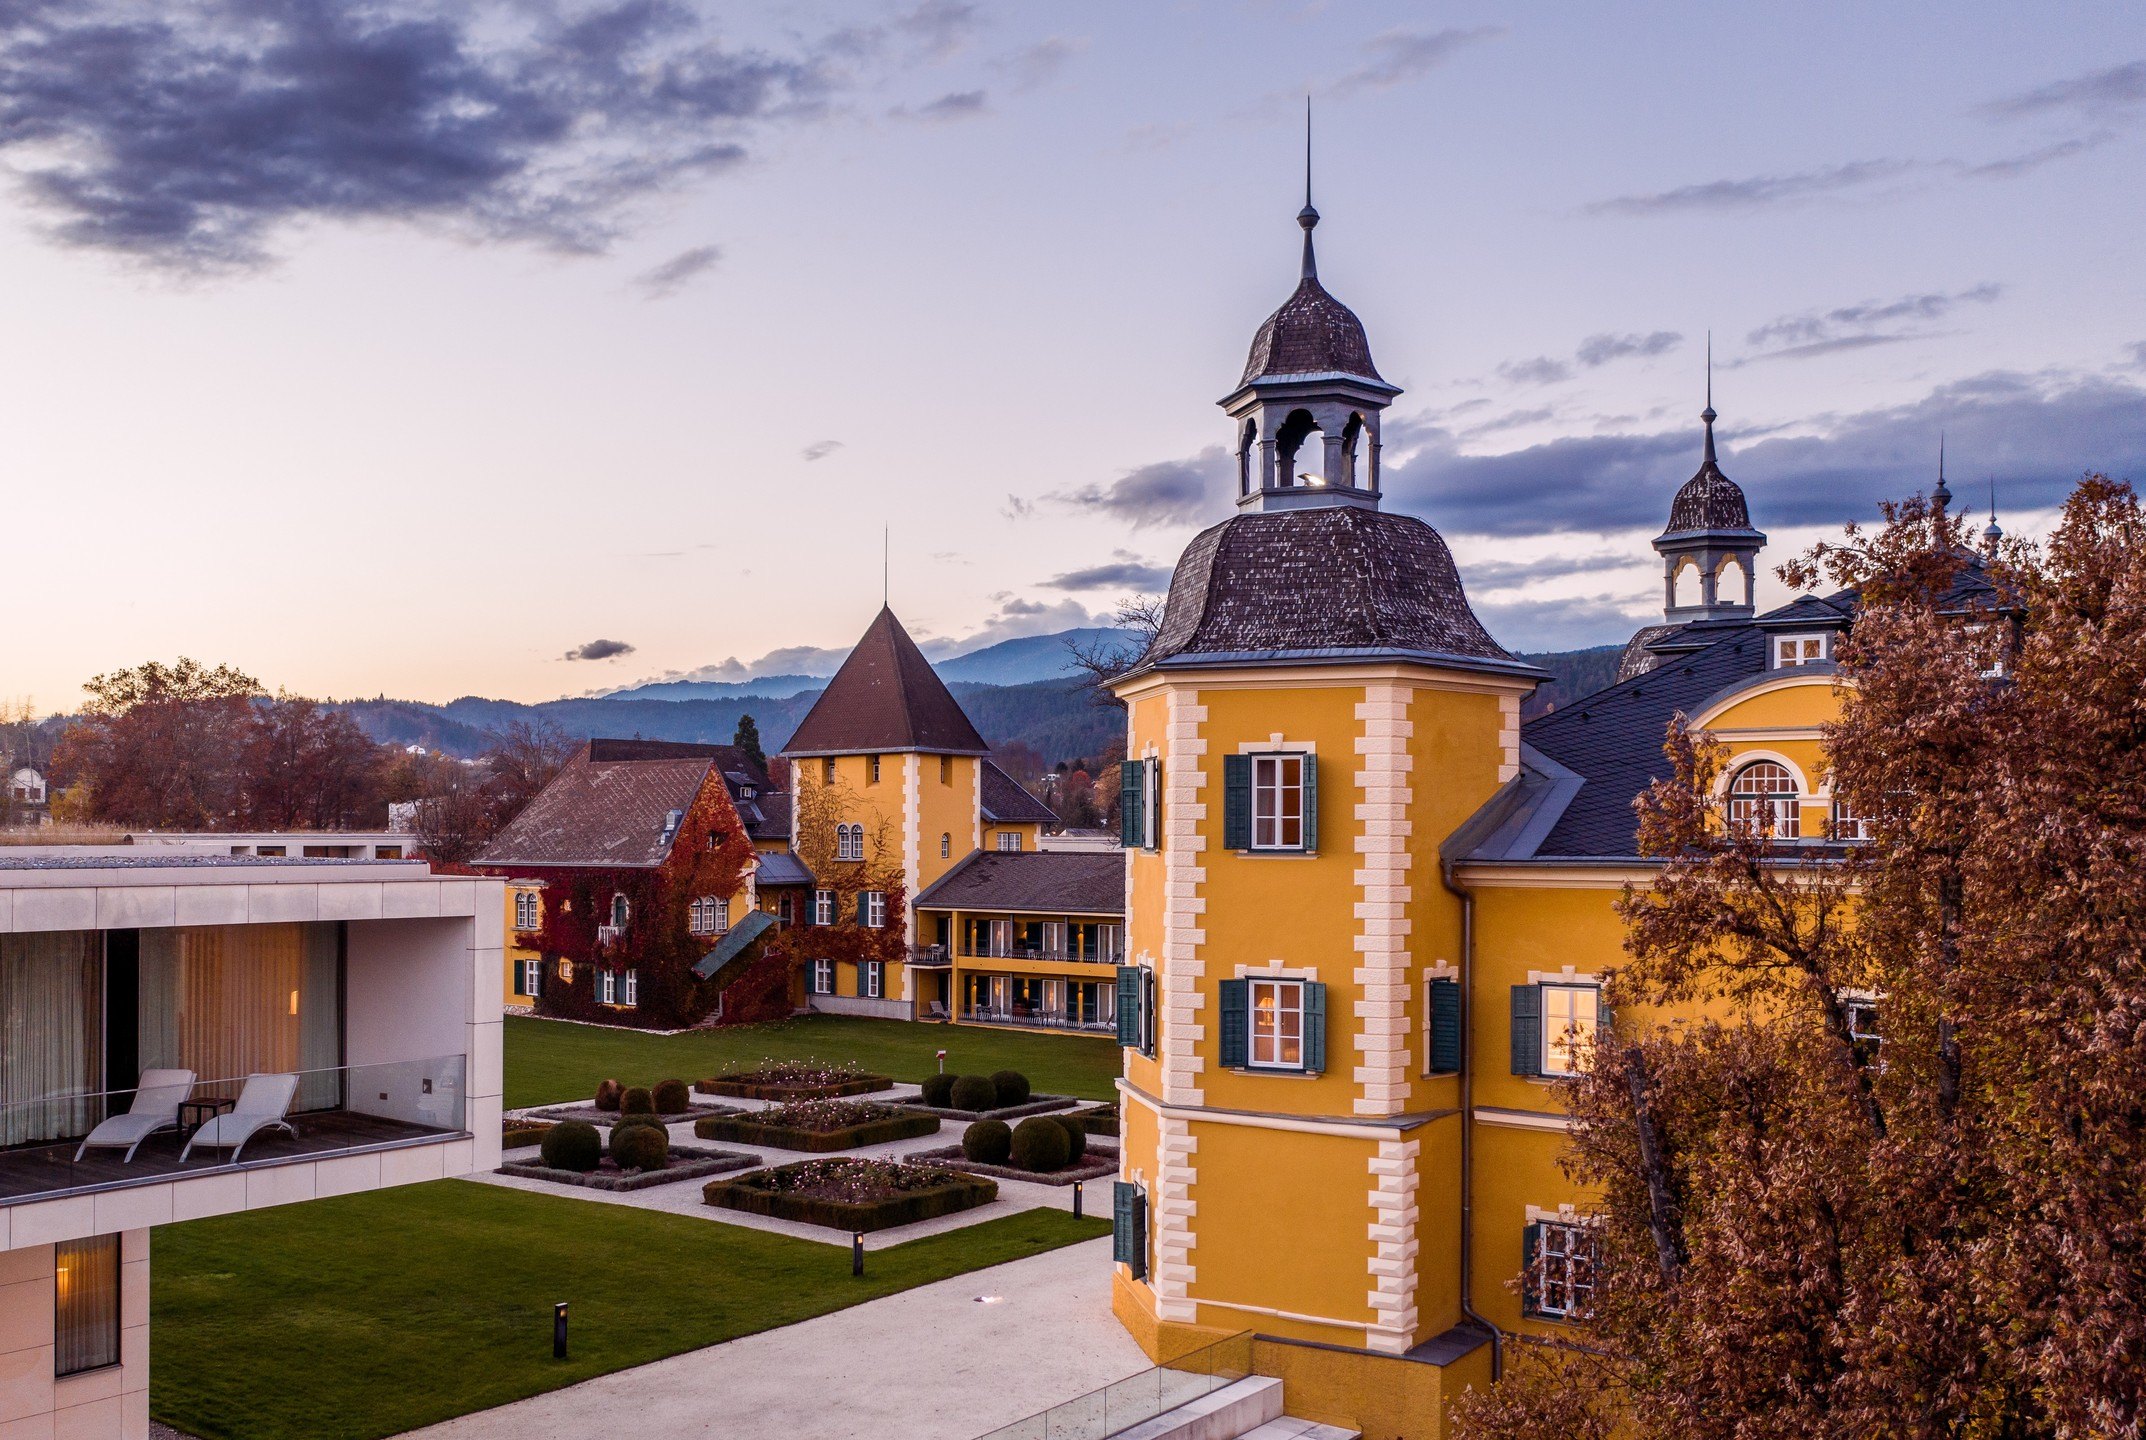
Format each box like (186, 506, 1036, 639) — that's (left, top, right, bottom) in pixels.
(1116, 966, 1142, 1048)
(1428, 977, 1461, 1073)
(1300, 755, 1318, 853)
(1304, 981, 1327, 1073)
(1223, 755, 1252, 850)
(1113, 1182, 1147, 1277)
(1511, 984, 1543, 1077)
(1218, 978, 1248, 1067)
(1520, 1221, 1543, 1317)
(1142, 969, 1158, 1056)
(1148, 760, 1162, 850)
(1120, 760, 1144, 847)
(855, 893, 867, 925)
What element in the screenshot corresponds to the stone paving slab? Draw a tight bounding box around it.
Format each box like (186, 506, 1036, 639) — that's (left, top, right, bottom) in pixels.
(395, 1237, 1142, 1440)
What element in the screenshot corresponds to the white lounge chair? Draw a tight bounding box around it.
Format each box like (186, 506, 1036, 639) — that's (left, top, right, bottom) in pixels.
(181, 1073, 300, 1163)
(74, 1069, 196, 1162)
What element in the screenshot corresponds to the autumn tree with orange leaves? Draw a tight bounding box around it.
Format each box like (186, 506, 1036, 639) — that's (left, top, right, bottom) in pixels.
(1453, 476, 2146, 1440)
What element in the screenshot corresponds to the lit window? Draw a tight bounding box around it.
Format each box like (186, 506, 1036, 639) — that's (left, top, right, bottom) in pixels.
(1248, 979, 1305, 1069)
(813, 889, 835, 925)
(940, 832, 951, 858)
(1252, 755, 1306, 850)
(53, 1235, 120, 1376)
(862, 891, 887, 928)
(1774, 634, 1829, 668)
(1540, 984, 1599, 1076)
(997, 831, 1021, 852)
(1727, 761, 1802, 838)
(1526, 1220, 1597, 1321)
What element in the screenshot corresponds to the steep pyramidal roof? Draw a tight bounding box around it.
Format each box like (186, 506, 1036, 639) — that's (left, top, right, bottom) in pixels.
(781, 607, 990, 756)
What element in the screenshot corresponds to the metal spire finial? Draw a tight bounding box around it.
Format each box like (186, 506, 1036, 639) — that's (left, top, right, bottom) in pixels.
(1297, 96, 1319, 281)
(1984, 478, 2003, 548)
(1934, 433, 1951, 516)
(1700, 332, 1718, 464)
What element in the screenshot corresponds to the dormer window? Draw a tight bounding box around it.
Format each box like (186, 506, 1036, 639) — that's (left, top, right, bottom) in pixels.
(1727, 761, 1801, 838)
(1774, 634, 1829, 668)
(739, 784, 757, 800)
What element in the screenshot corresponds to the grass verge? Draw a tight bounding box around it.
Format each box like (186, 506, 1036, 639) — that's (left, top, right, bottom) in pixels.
(506, 1012, 1120, 1109)
(152, 1178, 1109, 1440)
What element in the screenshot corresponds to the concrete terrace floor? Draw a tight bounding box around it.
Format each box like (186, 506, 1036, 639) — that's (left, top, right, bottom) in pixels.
(398, 1235, 1142, 1440)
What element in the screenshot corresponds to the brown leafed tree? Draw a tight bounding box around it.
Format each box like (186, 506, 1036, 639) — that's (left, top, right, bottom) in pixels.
(1453, 476, 2146, 1440)
(241, 695, 388, 829)
(50, 659, 264, 828)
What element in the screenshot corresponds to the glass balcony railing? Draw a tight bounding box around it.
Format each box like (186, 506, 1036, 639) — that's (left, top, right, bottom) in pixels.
(0, 1054, 467, 1206)
(973, 1332, 1255, 1439)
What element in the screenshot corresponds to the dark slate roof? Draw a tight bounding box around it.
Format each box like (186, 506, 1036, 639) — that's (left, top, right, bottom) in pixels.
(1663, 459, 1754, 534)
(912, 850, 1125, 916)
(478, 741, 723, 869)
(694, 909, 777, 980)
(981, 761, 1056, 825)
(582, 738, 786, 841)
(781, 607, 990, 757)
(1240, 276, 1386, 387)
(754, 850, 814, 887)
(1133, 507, 1539, 678)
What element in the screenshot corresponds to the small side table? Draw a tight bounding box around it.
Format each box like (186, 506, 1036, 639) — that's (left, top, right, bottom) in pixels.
(177, 1097, 235, 1140)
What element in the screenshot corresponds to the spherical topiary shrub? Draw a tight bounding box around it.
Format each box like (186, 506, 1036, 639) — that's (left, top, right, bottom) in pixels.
(989, 1070, 1032, 1107)
(1010, 1115, 1071, 1173)
(919, 1072, 959, 1108)
(1053, 1115, 1087, 1163)
(621, 1086, 655, 1115)
(594, 1079, 624, 1112)
(948, 1075, 998, 1113)
(540, 1119, 603, 1172)
(962, 1118, 1013, 1165)
(609, 1120, 670, 1172)
(651, 1078, 691, 1114)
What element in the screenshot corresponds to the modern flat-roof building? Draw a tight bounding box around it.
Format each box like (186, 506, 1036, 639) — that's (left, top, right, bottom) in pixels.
(0, 855, 503, 1437)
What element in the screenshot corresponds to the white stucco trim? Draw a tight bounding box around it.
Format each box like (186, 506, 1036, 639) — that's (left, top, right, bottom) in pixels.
(1473, 1106, 1575, 1133)
(1365, 1136, 1422, 1353)
(1233, 959, 1321, 980)
(1498, 692, 1521, 783)
(1351, 683, 1414, 1118)
(1689, 668, 1844, 730)
(1527, 965, 1603, 986)
(1159, 689, 1209, 1108)
(1709, 748, 1814, 799)
(1151, 1112, 1199, 1323)
(1235, 736, 1318, 755)
(1524, 1202, 1595, 1225)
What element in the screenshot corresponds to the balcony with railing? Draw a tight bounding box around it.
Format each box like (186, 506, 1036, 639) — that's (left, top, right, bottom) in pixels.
(957, 943, 1122, 965)
(958, 1005, 1117, 1034)
(908, 944, 953, 968)
(0, 1055, 468, 1207)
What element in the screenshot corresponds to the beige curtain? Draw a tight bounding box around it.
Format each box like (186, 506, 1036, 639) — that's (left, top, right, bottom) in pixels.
(139, 922, 341, 1110)
(0, 931, 103, 1145)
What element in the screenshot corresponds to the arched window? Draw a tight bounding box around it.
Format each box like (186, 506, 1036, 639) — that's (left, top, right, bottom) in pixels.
(836, 824, 864, 862)
(1339, 412, 1366, 489)
(1727, 762, 1801, 838)
(940, 832, 951, 858)
(610, 894, 630, 929)
(1275, 408, 1327, 488)
(1716, 554, 1748, 607)
(1671, 556, 1700, 609)
(1238, 418, 1258, 496)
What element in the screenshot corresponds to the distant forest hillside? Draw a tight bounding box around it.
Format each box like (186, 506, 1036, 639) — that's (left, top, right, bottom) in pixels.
(332, 647, 1624, 767)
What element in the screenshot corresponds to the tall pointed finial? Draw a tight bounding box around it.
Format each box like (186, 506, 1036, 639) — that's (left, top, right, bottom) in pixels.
(1700, 331, 1718, 465)
(882, 526, 890, 608)
(1934, 433, 1952, 516)
(1984, 478, 2003, 549)
(1298, 96, 1319, 281)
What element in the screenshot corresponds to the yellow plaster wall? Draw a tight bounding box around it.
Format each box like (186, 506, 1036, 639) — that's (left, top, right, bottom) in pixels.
(504, 886, 542, 1003)
(1116, 1087, 1164, 1347)
(1469, 1120, 1583, 1337)
(1121, 688, 1170, 1100)
(1466, 883, 1627, 1115)
(1699, 677, 1841, 732)
(1250, 1335, 1489, 1440)
(1410, 1113, 1465, 1336)
(917, 754, 981, 891)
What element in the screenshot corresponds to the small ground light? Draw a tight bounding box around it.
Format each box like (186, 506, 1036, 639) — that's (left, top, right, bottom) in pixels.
(1073, 1180, 1083, 1219)
(975, 1295, 1005, 1305)
(936, 1049, 947, 1073)
(852, 1230, 865, 1277)
(553, 1301, 568, 1359)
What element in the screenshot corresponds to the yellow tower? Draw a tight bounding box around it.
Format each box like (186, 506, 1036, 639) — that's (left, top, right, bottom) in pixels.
(1107, 178, 1542, 1386)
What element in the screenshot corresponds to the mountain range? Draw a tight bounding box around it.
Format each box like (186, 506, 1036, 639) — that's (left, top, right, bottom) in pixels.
(594, 626, 1140, 702)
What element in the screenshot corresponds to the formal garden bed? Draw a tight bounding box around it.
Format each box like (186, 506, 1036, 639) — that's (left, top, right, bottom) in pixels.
(692, 1098, 939, 1153)
(908, 1068, 1075, 1121)
(532, 1100, 740, 1126)
(696, 1060, 895, 1101)
(532, 1076, 718, 1126)
(915, 1112, 1107, 1185)
(501, 1146, 759, 1192)
(1063, 1102, 1119, 1137)
(914, 1144, 1117, 1186)
(703, 1158, 997, 1233)
(503, 1117, 556, 1149)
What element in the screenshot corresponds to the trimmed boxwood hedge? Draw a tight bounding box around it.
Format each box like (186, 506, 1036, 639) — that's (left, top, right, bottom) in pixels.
(989, 1070, 1032, 1107)
(703, 1162, 997, 1233)
(692, 1108, 940, 1154)
(695, 1072, 894, 1101)
(962, 1118, 1012, 1164)
(1064, 1103, 1120, 1137)
(651, 1078, 692, 1114)
(502, 1119, 555, 1149)
(539, 1119, 602, 1173)
(918, 1072, 959, 1108)
(594, 1079, 624, 1112)
(948, 1075, 998, 1112)
(1054, 1115, 1087, 1163)
(1009, 1116, 1070, 1172)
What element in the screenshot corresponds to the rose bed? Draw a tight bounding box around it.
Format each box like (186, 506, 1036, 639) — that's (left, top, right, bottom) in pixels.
(693, 1099, 939, 1153)
(499, 1145, 760, 1192)
(695, 1065, 895, 1102)
(702, 1158, 997, 1232)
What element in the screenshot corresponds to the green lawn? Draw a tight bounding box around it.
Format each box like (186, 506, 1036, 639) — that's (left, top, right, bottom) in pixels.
(504, 1012, 1122, 1109)
(154, 1180, 1109, 1440)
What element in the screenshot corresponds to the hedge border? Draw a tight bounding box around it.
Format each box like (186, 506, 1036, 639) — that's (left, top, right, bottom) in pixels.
(702, 1162, 997, 1233)
(498, 1146, 760, 1192)
(502, 1119, 556, 1149)
(529, 1102, 741, 1126)
(904, 1094, 1079, 1123)
(1063, 1103, 1121, 1137)
(692, 1109, 940, 1153)
(909, 1143, 1119, 1188)
(695, 1073, 894, 1101)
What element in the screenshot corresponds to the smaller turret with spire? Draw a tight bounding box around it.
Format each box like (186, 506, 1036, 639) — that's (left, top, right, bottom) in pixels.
(1651, 339, 1767, 624)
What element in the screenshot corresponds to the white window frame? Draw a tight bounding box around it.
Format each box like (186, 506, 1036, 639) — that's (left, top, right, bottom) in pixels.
(1247, 977, 1307, 1071)
(1831, 793, 1871, 841)
(868, 755, 882, 784)
(622, 969, 638, 1008)
(997, 830, 1021, 852)
(810, 958, 834, 995)
(862, 891, 887, 929)
(1141, 759, 1161, 850)
(822, 758, 837, 783)
(513, 891, 539, 930)
(1098, 925, 1123, 963)
(1250, 753, 1307, 851)
(597, 970, 616, 1004)
(813, 889, 836, 925)
(1540, 983, 1600, 1077)
(862, 961, 883, 999)
(1728, 761, 1802, 838)
(836, 824, 864, 862)
(941, 832, 951, 858)
(1531, 1220, 1597, 1320)
(610, 894, 630, 929)
(517, 958, 542, 996)
(1773, 633, 1829, 668)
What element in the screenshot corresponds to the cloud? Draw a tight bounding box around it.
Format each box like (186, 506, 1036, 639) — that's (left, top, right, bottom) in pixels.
(634, 244, 721, 298)
(1586, 159, 1922, 216)
(1975, 60, 2146, 122)
(802, 440, 843, 461)
(1474, 593, 1658, 654)
(1051, 445, 1233, 529)
(892, 0, 981, 61)
(1039, 552, 1173, 592)
(1373, 366, 2146, 537)
(893, 88, 988, 123)
(1576, 331, 1683, 367)
(1961, 134, 2114, 179)
(1737, 284, 2003, 362)
(923, 596, 1102, 656)
(0, 0, 846, 272)
(1002, 493, 1035, 520)
(1328, 26, 1503, 97)
(563, 638, 635, 662)
(1461, 551, 1644, 591)
(996, 36, 1082, 93)
(1497, 357, 1573, 387)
